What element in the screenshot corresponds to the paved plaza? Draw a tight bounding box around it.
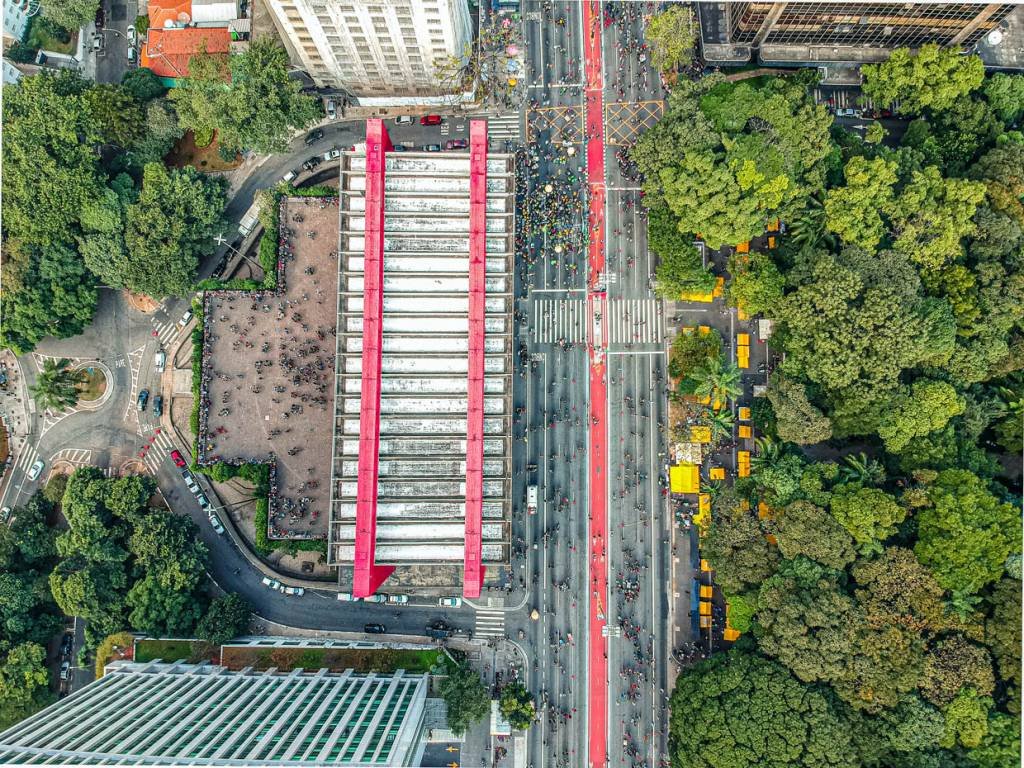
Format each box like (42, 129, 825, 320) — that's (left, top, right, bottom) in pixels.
(200, 197, 339, 540)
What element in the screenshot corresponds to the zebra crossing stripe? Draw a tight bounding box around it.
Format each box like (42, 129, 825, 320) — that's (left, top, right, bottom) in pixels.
(474, 609, 506, 637)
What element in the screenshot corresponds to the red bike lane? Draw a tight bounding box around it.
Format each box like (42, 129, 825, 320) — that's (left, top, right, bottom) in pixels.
(582, 1, 609, 766)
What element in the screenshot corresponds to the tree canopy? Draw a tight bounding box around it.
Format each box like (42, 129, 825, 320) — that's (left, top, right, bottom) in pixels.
(861, 44, 985, 115)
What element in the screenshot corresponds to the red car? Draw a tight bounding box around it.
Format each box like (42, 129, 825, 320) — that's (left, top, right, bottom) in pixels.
(445, 139, 468, 150)
(170, 450, 187, 468)
(419, 115, 443, 126)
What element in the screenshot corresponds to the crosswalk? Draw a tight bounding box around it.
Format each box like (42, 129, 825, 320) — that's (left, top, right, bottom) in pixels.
(51, 448, 92, 467)
(140, 429, 178, 474)
(474, 608, 506, 639)
(8, 442, 39, 482)
(473, 113, 522, 143)
(532, 299, 585, 344)
(152, 318, 184, 348)
(607, 299, 664, 345)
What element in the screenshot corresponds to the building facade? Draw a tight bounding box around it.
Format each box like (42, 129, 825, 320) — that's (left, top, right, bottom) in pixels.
(698, 1, 1017, 64)
(0, 662, 431, 766)
(263, 0, 472, 99)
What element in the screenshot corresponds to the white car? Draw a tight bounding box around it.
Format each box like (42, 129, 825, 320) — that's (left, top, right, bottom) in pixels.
(27, 459, 44, 481)
(387, 594, 409, 604)
(261, 576, 281, 591)
(363, 594, 388, 604)
(178, 309, 194, 327)
(326, 99, 337, 119)
(337, 592, 361, 602)
(323, 148, 341, 161)
(438, 597, 462, 608)
(284, 586, 305, 596)
(126, 25, 137, 46)
(281, 170, 296, 184)
(394, 115, 414, 125)
(208, 514, 225, 535)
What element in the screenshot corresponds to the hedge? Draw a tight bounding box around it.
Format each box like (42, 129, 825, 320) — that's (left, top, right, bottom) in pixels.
(254, 497, 272, 555)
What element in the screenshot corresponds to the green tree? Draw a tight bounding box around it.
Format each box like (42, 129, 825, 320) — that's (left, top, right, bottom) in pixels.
(766, 375, 833, 445)
(852, 548, 961, 637)
(829, 485, 906, 552)
(926, 97, 1003, 176)
(29, 358, 81, 412)
(981, 72, 1024, 124)
(645, 5, 697, 74)
(824, 156, 897, 250)
(0, 643, 53, 731)
(878, 381, 967, 454)
(440, 661, 491, 736)
(40, 0, 99, 36)
(968, 712, 1022, 768)
(864, 122, 887, 145)
(9, 493, 58, 565)
(649, 206, 715, 298)
(727, 252, 784, 316)
(888, 167, 986, 275)
(122, 163, 226, 296)
(984, 577, 1021, 712)
(121, 68, 168, 103)
(915, 470, 1021, 596)
(969, 144, 1024, 226)
(128, 100, 184, 169)
(772, 500, 856, 570)
(919, 634, 995, 708)
(668, 651, 858, 768)
(669, 327, 722, 383)
(691, 356, 743, 404)
(940, 689, 992, 750)
(49, 558, 127, 642)
(128, 512, 207, 592)
(751, 450, 807, 508)
(126, 575, 204, 636)
(82, 84, 145, 149)
(172, 38, 319, 155)
(861, 45, 985, 115)
(498, 682, 535, 730)
(838, 452, 886, 486)
(195, 593, 252, 645)
(703, 491, 780, 596)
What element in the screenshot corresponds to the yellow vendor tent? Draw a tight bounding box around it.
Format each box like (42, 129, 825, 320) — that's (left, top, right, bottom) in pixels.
(670, 463, 700, 494)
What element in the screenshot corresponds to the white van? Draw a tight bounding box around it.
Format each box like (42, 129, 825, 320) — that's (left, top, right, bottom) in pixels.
(154, 350, 166, 373)
(526, 485, 538, 515)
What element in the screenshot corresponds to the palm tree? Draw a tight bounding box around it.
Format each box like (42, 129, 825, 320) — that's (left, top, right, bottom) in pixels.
(750, 436, 782, 472)
(692, 356, 743, 405)
(706, 407, 735, 443)
(29, 358, 81, 412)
(788, 195, 837, 251)
(840, 452, 887, 486)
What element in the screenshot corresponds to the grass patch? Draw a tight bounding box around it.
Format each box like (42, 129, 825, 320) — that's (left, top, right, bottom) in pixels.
(166, 130, 242, 172)
(134, 639, 196, 663)
(25, 16, 76, 55)
(221, 646, 446, 674)
(74, 367, 107, 402)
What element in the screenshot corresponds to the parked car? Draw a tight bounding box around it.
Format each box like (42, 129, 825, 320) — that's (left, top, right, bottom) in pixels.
(363, 623, 387, 634)
(126, 25, 136, 46)
(152, 395, 163, 418)
(208, 514, 225, 535)
(137, 389, 149, 411)
(426, 621, 453, 639)
(363, 594, 388, 604)
(127, 46, 136, 64)
(284, 586, 305, 596)
(281, 170, 296, 183)
(195, 492, 210, 509)
(178, 309, 194, 327)
(424, 144, 442, 152)
(304, 128, 324, 145)
(92, 34, 104, 53)
(61, 633, 74, 656)
(391, 144, 407, 152)
(438, 596, 462, 608)
(445, 139, 468, 150)
(323, 148, 341, 161)
(154, 350, 166, 373)
(170, 449, 187, 468)
(59, 660, 72, 681)
(182, 472, 199, 493)
(337, 592, 361, 602)
(302, 156, 321, 171)
(0, 507, 11, 524)
(835, 107, 858, 117)
(387, 594, 409, 604)
(326, 99, 337, 119)
(394, 115, 414, 125)
(419, 115, 442, 126)
(261, 576, 282, 591)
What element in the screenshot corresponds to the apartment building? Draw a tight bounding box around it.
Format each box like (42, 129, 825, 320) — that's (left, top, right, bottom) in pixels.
(698, 2, 1017, 64)
(0, 661, 432, 766)
(264, 0, 473, 100)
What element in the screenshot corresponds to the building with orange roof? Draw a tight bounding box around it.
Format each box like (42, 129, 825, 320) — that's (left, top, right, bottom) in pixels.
(147, 0, 193, 30)
(140, 27, 231, 83)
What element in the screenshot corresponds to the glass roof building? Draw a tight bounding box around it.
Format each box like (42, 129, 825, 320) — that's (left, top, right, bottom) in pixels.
(0, 662, 431, 766)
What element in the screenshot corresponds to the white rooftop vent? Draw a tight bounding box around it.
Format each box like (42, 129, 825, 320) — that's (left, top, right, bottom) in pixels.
(987, 29, 1004, 46)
